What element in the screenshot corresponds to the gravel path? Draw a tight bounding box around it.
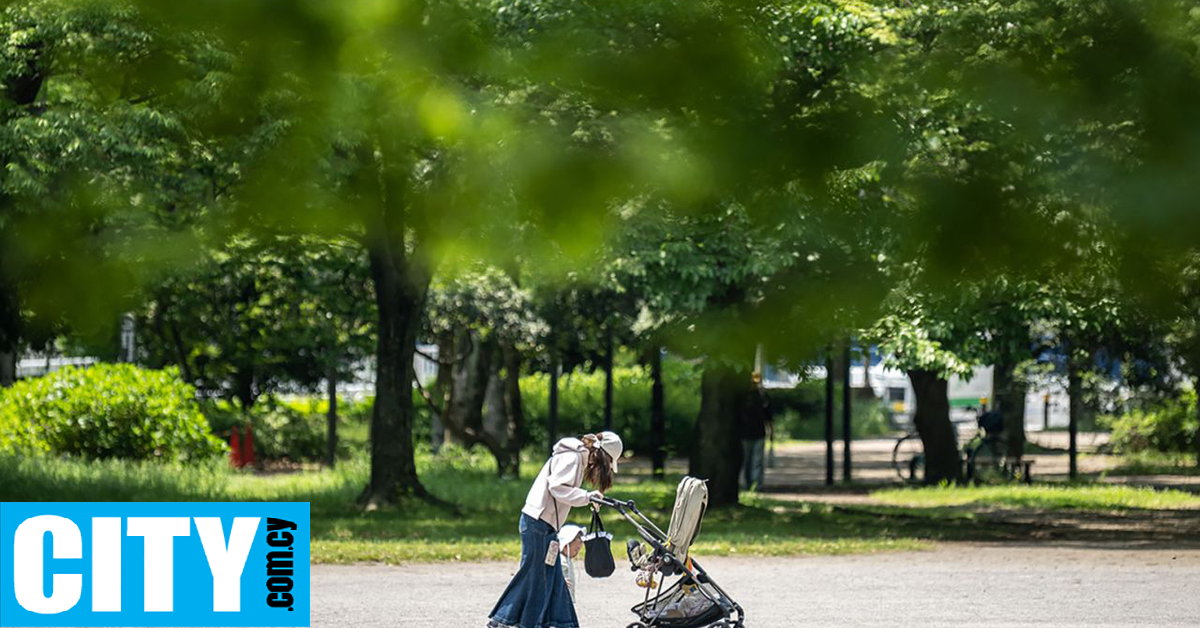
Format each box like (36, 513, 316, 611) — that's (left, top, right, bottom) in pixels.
(312, 544, 1200, 627)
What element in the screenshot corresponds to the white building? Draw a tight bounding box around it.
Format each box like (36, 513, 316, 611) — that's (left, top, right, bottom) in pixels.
(762, 361, 1071, 432)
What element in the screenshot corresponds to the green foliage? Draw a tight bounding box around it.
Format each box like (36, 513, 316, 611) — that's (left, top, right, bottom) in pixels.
(139, 236, 375, 408)
(203, 395, 376, 462)
(771, 381, 893, 440)
(4, 0, 1200, 508)
(0, 364, 225, 462)
(1101, 390, 1198, 456)
(520, 358, 701, 456)
(1108, 451, 1200, 476)
(0, 451, 367, 504)
(242, 407, 326, 463)
(278, 395, 374, 425)
(0, 0, 245, 342)
(427, 266, 546, 351)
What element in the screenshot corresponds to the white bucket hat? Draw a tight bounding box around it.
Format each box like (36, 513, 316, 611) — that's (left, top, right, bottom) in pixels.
(596, 431, 623, 473)
(558, 524, 585, 546)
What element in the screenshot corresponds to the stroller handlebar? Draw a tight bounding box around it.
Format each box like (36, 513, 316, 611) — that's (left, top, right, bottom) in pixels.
(590, 494, 634, 510)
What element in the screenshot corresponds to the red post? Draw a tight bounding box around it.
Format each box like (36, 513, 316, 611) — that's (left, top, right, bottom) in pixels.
(242, 424, 256, 468)
(230, 425, 243, 468)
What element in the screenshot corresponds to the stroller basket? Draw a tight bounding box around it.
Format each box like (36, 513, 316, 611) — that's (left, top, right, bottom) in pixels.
(592, 477, 744, 628)
(631, 578, 732, 628)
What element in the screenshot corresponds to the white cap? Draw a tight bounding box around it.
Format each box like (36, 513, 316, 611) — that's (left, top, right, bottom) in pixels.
(596, 431, 623, 473)
(558, 524, 585, 546)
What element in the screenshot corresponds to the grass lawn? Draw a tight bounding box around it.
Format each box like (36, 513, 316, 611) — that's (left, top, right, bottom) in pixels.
(872, 483, 1200, 511)
(1105, 451, 1200, 477)
(6, 448, 1197, 564)
(0, 451, 929, 564)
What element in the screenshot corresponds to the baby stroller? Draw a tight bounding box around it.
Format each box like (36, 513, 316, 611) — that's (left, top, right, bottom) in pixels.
(591, 477, 745, 628)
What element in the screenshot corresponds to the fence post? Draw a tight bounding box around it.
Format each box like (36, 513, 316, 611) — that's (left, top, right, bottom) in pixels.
(842, 341, 852, 482)
(824, 350, 835, 486)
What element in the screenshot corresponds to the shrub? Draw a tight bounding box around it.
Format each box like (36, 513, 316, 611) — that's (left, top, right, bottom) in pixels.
(203, 398, 328, 462)
(0, 365, 226, 462)
(1101, 390, 1198, 456)
(772, 381, 893, 440)
(520, 358, 702, 457)
(203, 394, 382, 462)
(278, 395, 375, 424)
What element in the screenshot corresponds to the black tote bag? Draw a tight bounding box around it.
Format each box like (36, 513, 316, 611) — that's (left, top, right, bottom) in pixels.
(583, 509, 615, 578)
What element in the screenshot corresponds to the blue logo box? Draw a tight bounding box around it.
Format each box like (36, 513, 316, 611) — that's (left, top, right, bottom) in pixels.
(0, 502, 310, 627)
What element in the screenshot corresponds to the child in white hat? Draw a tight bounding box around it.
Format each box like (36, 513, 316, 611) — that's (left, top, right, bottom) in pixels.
(557, 524, 586, 602)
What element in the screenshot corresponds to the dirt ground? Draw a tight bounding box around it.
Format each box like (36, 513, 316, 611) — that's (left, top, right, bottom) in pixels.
(308, 435, 1200, 627)
(622, 435, 1200, 492)
(759, 435, 1127, 488)
(311, 544, 1200, 627)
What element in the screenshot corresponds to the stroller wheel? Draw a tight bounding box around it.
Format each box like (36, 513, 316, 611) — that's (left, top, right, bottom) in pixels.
(626, 623, 647, 628)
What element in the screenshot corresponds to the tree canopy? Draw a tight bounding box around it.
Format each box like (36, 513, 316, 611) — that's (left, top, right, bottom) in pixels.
(3, 0, 1200, 502)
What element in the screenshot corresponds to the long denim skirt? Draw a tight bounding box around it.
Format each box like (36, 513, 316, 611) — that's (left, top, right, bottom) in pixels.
(488, 514, 579, 628)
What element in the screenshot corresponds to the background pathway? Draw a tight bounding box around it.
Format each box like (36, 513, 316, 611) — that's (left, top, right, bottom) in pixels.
(312, 545, 1200, 627)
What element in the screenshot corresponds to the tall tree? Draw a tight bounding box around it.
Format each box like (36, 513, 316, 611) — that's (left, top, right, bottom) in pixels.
(139, 236, 374, 411)
(427, 266, 545, 477)
(0, 1, 229, 373)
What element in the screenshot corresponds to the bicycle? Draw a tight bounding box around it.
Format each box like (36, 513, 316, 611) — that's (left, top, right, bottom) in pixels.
(963, 431, 1013, 484)
(963, 409, 1019, 484)
(891, 432, 926, 484)
(894, 407, 1034, 485)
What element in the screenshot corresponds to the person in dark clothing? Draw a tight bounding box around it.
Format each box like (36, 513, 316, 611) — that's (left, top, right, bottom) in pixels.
(739, 373, 773, 490)
(978, 408, 1005, 436)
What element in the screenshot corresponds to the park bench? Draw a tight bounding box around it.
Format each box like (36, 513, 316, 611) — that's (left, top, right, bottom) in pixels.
(1012, 459, 1035, 485)
(960, 455, 1035, 484)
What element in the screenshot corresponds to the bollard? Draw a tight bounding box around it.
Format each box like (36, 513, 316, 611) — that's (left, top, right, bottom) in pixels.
(230, 425, 243, 468)
(243, 424, 257, 468)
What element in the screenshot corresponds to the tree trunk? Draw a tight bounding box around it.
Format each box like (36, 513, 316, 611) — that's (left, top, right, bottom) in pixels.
(649, 347, 666, 478)
(359, 239, 430, 508)
(907, 369, 961, 484)
(548, 353, 559, 457)
(1194, 375, 1200, 468)
(440, 337, 515, 475)
(326, 367, 338, 468)
(443, 329, 489, 447)
(857, 345, 877, 398)
(168, 321, 194, 383)
(824, 352, 835, 486)
(430, 331, 453, 452)
(479, 343, 524, 478)
(689, 365, 744, 507)
(842, 341, 852, 482)
(603, 325, 614, 431)
(993, 356, 1027, 460)
(233, 367, 257, 413)
(0, 57, 42, 390)
(0, 349, 13, 387)
(1067, 364, 1082, 480)
(501, 343, 524, 478)
(482, 367, 510, 473)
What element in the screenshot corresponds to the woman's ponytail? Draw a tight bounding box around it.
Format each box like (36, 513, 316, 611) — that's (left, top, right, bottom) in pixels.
(582, 435, 613, 492)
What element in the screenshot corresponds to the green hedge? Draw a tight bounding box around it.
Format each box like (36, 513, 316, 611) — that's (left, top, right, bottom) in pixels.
(1102, 390, 1198, 456)
(520, 359, 702, 457)
(771, 381, 893, 440)
(204, 396, 376, 463)
(0, 365, 226, 462)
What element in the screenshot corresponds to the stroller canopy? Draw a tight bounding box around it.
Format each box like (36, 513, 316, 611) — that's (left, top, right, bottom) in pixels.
(665, 477, 708, 560)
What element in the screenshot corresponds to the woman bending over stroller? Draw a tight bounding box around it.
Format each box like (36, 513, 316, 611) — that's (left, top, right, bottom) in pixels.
(486, 431, 623, 628)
